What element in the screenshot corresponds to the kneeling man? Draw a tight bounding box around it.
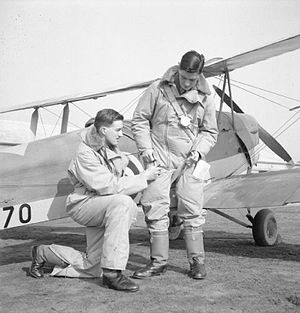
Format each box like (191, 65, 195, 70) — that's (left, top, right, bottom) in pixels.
(29, 109, 160, 292)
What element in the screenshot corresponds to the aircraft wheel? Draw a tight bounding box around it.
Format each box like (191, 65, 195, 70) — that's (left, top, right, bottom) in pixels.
(252, 209, 278, 246)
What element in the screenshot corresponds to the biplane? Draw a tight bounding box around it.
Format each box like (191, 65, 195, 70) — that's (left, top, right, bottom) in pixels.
(1, 34, 300, 247)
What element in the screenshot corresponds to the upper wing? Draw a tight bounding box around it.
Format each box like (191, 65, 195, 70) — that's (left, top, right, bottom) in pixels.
(0, 79, 158, 114)
(203, 34, 300, 78)
(204, 167, 300, 209)
(1, 34, 300, 114)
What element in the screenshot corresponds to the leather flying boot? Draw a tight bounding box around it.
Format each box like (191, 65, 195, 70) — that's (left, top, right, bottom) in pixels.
(102, 271, 139, 292)
(132, 260, 167, 279)
(132, 230, 169, 279)
(184, 226, 207, 279)
(29, 246, 45, 278)
(189, 257, 207, 279)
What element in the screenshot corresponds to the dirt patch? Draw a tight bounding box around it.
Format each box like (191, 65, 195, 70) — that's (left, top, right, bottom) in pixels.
(0, 207, 299, 313)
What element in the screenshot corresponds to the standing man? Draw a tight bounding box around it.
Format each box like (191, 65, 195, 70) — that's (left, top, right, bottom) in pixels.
(131, 51, 218, 279)
(29, 109, 161, 292)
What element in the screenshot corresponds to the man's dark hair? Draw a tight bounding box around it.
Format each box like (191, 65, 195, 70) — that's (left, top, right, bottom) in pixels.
(94, 109, 124, 129)
(179, 50, 205, 73)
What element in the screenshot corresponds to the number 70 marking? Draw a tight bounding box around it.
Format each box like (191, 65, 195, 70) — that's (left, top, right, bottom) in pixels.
(2, 204, 32, 228)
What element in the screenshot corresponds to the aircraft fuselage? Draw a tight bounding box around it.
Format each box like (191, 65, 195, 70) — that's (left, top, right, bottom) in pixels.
(0, 111, 259, 229)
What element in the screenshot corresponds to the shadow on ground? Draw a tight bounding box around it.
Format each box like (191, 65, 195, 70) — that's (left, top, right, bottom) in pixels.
(131, 228, 300, 263)
(0, 224, 299, 267)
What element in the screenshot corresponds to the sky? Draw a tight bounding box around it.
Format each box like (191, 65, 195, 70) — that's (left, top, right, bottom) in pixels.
(0, 0, 300, 160)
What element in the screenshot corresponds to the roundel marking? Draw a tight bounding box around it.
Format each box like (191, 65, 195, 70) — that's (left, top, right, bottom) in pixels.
(124, 154, 144, 202)
(124, 154, 144, 175)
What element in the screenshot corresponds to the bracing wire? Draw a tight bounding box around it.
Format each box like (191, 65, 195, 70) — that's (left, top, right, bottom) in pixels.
(213, 76, 300, 143)
(120, 89, 147, 115)
(33, 89, 145, 137)
(70, 101, 93, 118)
(38, 111, 47, 137)
(271, 112, 300, 139)
(230, 83, 290, 110)
(268, 110, 300, 138)
(42, 107, 82, 129)
(39, 88, 146, 135)
(232, 111, 300, 175)
(250, 110, 300, 160)
(50, 109, 63, 136)
(229, 79, 300, 103)
(213, 77, 290, 110)
(212, 76, 300, 175)
(233, 110, 300, 175)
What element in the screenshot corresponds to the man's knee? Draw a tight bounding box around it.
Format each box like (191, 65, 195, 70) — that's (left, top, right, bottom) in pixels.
(107, 194, 137, 219)
(181, 213, 206, 228)
(146, 216, 170, 232)
(111, 194, 135, 207)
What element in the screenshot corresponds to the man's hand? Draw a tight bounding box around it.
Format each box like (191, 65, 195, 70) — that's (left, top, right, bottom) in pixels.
(185, 150, 201, 167)
(144, 166, 162, 181)
(142, 149, 156, 163)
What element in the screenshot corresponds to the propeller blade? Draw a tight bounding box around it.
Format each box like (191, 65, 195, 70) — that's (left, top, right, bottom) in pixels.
(213, 85, 293, 163)
(257, 127, 293, 163)
(213, 85, 243, 113)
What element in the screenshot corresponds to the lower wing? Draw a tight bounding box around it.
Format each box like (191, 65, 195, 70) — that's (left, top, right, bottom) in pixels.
(204, 168, 300, 209)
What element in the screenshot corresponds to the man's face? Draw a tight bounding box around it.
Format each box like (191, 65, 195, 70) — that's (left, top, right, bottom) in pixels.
(102, 120, 123, 147)
(178, 69, 200, 92)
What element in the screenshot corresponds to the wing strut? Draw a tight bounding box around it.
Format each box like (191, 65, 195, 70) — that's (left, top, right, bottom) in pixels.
(61, 104, 69, 134)
(217, 70, 237, 131)
(213, 85, 294, 163)
(29, 103, 70, 137)
(217, 74, 227, 125)
(226, 71, 236, 131)
(30, 108, 39, 136)
(216, 71, 253, 169)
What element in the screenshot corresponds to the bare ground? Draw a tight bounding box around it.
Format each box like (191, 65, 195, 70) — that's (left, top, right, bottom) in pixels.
(0, 206, 299, 313)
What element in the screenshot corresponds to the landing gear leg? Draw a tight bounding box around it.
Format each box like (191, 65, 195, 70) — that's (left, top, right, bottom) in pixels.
(246, 208, 254, 224)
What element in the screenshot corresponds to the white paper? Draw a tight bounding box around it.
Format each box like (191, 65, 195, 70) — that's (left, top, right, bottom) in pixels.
(192, 160, 211, 180)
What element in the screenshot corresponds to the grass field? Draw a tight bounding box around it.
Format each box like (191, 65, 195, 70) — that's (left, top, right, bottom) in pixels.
(0, 206, 299, 313)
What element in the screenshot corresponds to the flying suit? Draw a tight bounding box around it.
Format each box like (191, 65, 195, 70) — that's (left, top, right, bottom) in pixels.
(131, 65, 218, 232)
(48, 125, 148, 277)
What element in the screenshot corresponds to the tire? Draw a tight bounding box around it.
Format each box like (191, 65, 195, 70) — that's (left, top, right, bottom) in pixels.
(252, 209, 278, 246)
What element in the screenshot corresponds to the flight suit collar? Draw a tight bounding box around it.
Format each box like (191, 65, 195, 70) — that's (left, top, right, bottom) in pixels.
(83, 125, 124, 176)
(82, 125, 105, 151)
(99, 144, 125, 177)
(104, 146, 121, 160)
(160, 65, 211, 96)
(83, 126, 121, 157)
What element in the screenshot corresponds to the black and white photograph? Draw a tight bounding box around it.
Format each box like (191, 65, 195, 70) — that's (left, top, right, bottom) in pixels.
(0, 1, 299, 312)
